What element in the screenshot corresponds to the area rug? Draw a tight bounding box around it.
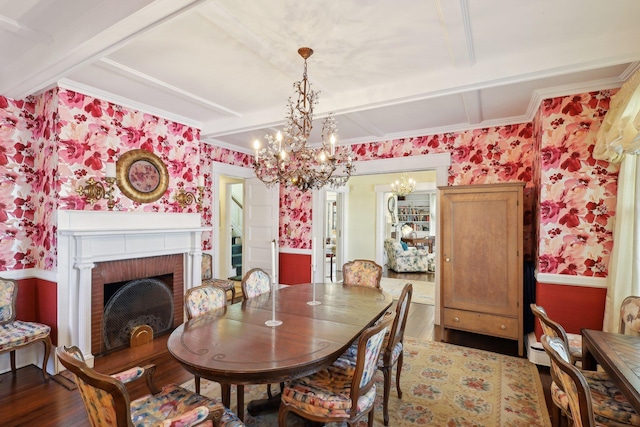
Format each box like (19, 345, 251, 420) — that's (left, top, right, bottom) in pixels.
(381, 277, 434, 305)
(181, 338, 550, 426)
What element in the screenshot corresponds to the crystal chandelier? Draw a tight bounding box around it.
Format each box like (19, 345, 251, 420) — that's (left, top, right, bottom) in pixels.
(252, 47, 355, 191)
(391, 174, 416, 196)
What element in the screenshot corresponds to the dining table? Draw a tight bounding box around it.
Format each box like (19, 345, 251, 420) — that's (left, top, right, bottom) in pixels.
(167, 283, 393, 421)
(581, 328, 640, 413)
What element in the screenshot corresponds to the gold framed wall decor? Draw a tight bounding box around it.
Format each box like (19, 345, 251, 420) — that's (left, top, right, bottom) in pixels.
(116, 149, 169, 203)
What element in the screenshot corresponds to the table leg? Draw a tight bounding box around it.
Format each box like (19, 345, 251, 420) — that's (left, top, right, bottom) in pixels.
(221, 383, 231, 409)
(582, 339, 597, 371)
(237, 385, 244, 422)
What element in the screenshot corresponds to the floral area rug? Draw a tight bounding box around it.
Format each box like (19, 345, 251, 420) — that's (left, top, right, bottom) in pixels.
(380, 278, 434, 305)
(181, 338, 550, 426)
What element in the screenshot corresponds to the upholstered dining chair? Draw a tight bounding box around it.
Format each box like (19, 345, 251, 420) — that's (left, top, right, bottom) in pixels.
(56, 345, 244, 427)
(541, 335, 640, 427)
(184, 284, 228, 394)
(202, 253, 236, 304)
(531, 303, 583, 366)
(241, 268, 271, 301)
(0, 277, 52, 383)
(342, 259, 383, 290)
(339, 282, 413, 425)
(619, 296, 640, 335)
(278, 321, 388, 427)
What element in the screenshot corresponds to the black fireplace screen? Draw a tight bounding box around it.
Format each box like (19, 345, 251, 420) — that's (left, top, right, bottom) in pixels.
(102, 277, 174, 351)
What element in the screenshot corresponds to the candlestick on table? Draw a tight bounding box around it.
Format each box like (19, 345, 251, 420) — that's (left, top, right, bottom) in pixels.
(266, 239, 282, 326)
(307, 237, 321, 306)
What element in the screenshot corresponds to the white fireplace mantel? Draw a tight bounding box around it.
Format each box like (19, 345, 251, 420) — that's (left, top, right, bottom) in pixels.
(56, 210, 208, 369)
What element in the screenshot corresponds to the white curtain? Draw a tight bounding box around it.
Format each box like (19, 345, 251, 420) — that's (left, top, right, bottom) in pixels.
(594, 70, 640, 332)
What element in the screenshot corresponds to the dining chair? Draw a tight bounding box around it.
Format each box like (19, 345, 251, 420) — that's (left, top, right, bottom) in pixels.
(342, 259, 383, 290)
(278, 321, 388, 426)
(619, 296, 640, 335)
(241, 268, 271, 300)
(56, 345, 245, 427)
(184, 284, 228, 394)
(541, 335, 640, 427)
(202, 253, 236, 304)
(0, 277, 52, 383)
(530, 303, 583, 365)
(336, 282, 413, 426)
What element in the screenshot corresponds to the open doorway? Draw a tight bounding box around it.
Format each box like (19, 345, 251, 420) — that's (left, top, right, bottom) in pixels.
(323, 191, 345, 283)
(218, 176, 243, 281)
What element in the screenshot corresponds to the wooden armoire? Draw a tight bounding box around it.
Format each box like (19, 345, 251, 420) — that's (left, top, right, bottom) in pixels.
(438, 182, 524, 356)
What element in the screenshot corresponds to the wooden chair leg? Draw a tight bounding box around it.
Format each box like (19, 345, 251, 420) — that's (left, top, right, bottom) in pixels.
(382, 367, 391, 426)
(368, 408, 375, 427)
(395, 351, 404, 398)
(41, 336, 52, 382)
(231, 287, 236, 304)
(10, 350, 16, 375)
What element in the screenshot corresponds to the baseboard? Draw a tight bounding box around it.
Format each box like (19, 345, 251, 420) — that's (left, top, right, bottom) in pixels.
(526, 331, 550, 366)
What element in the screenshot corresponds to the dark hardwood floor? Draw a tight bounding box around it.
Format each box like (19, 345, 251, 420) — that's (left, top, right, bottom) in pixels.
(0, 299, 552, 427)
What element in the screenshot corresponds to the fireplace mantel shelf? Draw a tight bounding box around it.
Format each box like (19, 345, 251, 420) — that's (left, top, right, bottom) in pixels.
(59, 227, 209, 236)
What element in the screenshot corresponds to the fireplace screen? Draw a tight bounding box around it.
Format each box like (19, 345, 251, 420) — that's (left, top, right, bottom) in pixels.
(102, 277, 174, 351)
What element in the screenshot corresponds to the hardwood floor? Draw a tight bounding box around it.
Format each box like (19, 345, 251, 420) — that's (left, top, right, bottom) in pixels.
(0, 301, 552, 426)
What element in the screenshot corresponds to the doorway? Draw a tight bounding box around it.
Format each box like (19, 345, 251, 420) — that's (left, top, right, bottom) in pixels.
(323, 191, 344, 282)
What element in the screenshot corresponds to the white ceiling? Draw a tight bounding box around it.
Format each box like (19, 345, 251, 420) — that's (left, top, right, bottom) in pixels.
(2, 0, 640, 154)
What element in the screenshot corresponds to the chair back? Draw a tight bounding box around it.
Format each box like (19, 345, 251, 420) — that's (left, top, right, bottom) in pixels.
(349, 321, 388, 407)
(185, 284, 227, 320)
(0, 277, 17, 325)
(56, 345, 133, 427)
(385, 283, 413, 358)
(620, 296, 640, 335)
(530, 303, 571, 345)
(201, 253, 213, 281)
(241, 268, 271, 300)
(541, 335, 596, 427)
(342, 259, 382, 289)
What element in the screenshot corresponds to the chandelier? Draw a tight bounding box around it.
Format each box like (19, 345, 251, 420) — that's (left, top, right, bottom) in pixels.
(391, 174, 416, 196)
(252, 47, 354, 191)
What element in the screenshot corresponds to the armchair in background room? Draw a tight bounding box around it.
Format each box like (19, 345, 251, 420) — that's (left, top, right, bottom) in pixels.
(384, 238, 434, 273)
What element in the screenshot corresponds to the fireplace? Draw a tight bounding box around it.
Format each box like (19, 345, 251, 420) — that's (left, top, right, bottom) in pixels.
(92, 254, 184, 355)
(56, 211, 205, 369)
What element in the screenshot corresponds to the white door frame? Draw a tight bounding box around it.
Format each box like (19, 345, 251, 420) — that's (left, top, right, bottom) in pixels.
(210, 161, 255, 278)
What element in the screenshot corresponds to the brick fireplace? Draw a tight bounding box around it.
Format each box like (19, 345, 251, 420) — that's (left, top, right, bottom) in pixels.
(56, 211, 205, 370)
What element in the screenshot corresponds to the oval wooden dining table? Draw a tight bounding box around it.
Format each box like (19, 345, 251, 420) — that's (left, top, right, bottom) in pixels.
(167, 283, 393, 421)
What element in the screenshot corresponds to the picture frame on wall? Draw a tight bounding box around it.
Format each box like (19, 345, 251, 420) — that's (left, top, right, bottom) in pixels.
(116, 149, 169, 203)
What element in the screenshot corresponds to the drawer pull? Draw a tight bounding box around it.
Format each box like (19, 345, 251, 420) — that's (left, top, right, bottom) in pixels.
(445, 257, 451, 262)
(454, 317, 459, 322)
(500, 325, 506, 330)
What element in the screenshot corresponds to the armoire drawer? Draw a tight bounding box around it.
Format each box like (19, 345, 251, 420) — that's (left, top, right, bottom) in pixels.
(443, 308, 518, 340)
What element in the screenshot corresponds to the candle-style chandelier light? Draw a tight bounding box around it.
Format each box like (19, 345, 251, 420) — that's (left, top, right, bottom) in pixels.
(391, 174, 416, 197)
(252, 47, 354, 191)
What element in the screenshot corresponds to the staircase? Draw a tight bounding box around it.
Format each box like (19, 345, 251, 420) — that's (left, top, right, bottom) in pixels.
(229, 235, 242, 281)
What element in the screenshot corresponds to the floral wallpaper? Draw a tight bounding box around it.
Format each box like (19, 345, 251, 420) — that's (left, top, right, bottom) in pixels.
(56, 89, 202, 213)
(0, 87, 622, 280)
(0, 91, 57, 271)
(537, 91, 619, 276)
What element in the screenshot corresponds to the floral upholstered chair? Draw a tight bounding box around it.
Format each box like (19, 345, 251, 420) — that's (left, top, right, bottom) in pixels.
(383, 239, 434, 273)
(241, 268, 271, 300)
(338, 283, 413, 426)
(0, 277, 52, 383)
(202, 253, 236, 304)
(184, 284, 228, 394)
(541, 335, 640, 427)
(56, 345, 244, 427)
(278, 321, 388, 426)
(342, 259, 383, 289)
(619, 296, 640, 335)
